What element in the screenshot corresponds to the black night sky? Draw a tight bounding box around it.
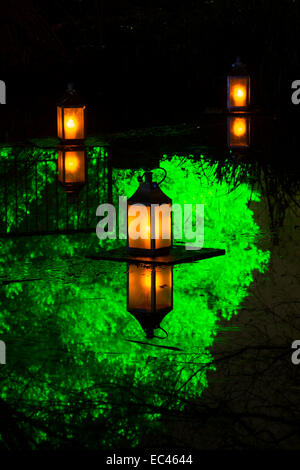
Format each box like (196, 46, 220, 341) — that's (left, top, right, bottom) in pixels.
(1, 0, 300, 460)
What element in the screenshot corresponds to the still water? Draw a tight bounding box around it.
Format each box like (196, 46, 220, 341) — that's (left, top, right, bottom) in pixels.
(0, 123, 299, 449)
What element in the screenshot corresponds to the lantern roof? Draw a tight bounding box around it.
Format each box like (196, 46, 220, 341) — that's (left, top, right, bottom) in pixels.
(128, 170, 172, 205)
(58, 83, 86, 108)
(230, 57, 249, 76)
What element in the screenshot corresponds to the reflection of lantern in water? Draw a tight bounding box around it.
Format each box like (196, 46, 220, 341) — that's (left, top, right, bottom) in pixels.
(58, 146, 86, 197)
(227, 58, 250, 111)
(127, 170, 172, 256)
(227, 116, 250, 149)
(127, 263, 173, 338)
(57, 84, 86, 142)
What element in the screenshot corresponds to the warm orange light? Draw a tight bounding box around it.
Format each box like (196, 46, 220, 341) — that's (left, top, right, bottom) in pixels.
(65, 153, 79, 173)
(155, 267, 172, 310)
(128, 264, 152, 311)
(154, 204, 172, 250)
(228, 116, 250, 148)
(128, 204, 172, 252)
(228, 76, 250, 110)
(141, 268, 152, 290)
(57, 106, 85, 140)
(127, 171, 172, 255)
(58, 149, 86, 185)
(128, 204, 151, 250)
(231, 84, 246, 107)
(128, 264, 172, 313)
(233, 118, 246, 137)
(235, 87, 245, 99)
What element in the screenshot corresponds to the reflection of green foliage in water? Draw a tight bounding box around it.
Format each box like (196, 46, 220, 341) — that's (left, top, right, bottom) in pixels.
(0, 152, 269, 449)
(0, 146, 106, 233)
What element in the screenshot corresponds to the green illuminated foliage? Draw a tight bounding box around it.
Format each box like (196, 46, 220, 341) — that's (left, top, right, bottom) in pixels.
(0, 150, 269, 449)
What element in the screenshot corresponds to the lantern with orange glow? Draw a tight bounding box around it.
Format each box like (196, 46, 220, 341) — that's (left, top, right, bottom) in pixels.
(127, 170, 172, 256)
(227, 58, 250, 111)
(57, 84, 86, 142)
(127, 263, 173, 338)
(58, 146, 87, 197)
(227, 115, 250, 148)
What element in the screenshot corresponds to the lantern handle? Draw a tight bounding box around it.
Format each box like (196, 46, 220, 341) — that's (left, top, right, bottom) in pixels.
(156, 167, 167, 185)
(141, 167, 167, 185)
(153, 327, 168, 339)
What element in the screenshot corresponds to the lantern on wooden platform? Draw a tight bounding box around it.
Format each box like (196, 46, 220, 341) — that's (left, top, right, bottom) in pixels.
(127, 263, 173, 338)
(127, 170, 172, 256)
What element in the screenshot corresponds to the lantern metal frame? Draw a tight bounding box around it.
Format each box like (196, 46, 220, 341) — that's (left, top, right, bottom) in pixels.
(57, 85, 87, 143)
(127, 170, 172, 257)
(227, 58, 250, 112)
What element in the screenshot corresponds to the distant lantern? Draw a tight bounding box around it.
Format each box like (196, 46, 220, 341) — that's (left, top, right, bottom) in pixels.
(227, 58, 250, 111)
(58, 146, 86, 197)
(127, 263, 173, 338)
(227, 115, 250, 148)
(57, 84, 86, 142)
(127, 170, 172, 256)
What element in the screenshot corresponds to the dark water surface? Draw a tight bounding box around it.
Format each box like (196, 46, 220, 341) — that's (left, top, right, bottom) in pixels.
(0, 118, 299, 450)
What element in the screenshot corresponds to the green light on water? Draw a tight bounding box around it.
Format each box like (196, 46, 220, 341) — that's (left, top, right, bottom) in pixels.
(0, 151, 270, 449)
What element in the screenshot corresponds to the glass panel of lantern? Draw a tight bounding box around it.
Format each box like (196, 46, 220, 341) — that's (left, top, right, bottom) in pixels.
(227, 116, 250, 148)
(58, 147, 86, 194)
(57, 84, 86, 142)
(127, 171, 172, 256)
(127, 264, 173, 314)
(227, 58, 250, 111)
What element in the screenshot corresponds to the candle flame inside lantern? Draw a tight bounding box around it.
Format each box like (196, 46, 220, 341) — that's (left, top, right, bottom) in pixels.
(66, 118, 76, 129)
(128, 264, 173, 313)
(228, 116, 250, 148)
(232, 84, 246, 106)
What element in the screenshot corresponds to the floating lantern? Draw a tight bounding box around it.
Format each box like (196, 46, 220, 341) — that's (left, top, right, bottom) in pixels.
(127, 170, 172, 256)
(227, 58, 250, 111)
(227, 115, 250, 148)
(57, 84, 86, 142)
(58, 146, 86, 197)
(127, 263, 173, 338)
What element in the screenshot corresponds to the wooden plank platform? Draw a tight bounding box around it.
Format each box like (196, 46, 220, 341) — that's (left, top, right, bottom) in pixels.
(86, 245, 225, 266)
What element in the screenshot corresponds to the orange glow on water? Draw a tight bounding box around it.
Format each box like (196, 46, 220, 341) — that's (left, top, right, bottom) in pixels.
(233, 118, 246, 137)
(228, 116, 250, 148)
(66, 118, 76, 129)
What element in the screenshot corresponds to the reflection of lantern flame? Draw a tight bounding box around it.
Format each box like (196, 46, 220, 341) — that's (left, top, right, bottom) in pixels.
(232, 84, 246, 107)
(228, 79, 249, 109)
(227, 116, 250, 149)
(65, 153, 80, 174)
(127, 263, 173, 338)
(233, 118, 246, 137)
(127, 171, 172, 256)
(58, 146, 87, 198)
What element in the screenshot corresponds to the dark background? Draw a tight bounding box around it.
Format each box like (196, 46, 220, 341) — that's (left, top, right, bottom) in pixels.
(1, 0, 300, 140)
